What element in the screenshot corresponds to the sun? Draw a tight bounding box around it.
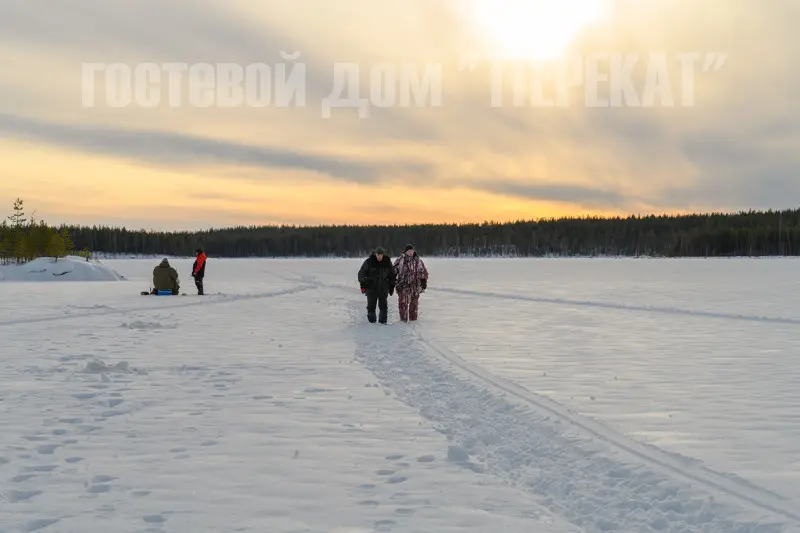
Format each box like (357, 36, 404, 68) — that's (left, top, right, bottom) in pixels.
(466, 0, 611, 61)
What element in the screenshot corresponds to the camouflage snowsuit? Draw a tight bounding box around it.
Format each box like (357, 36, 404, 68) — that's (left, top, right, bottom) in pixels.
(393, 252, 428, 321)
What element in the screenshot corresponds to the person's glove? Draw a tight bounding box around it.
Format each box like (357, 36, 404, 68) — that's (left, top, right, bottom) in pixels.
(389, 287, 394, 296)
(361, 287, 366, 294)
(421, 279, 427, 291)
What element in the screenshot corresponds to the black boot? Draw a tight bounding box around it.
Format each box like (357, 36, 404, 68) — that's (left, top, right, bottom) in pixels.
(378, 293, 388, 324)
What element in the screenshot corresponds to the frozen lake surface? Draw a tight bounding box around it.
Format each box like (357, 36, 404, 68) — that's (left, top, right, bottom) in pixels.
(1, 257, 799, 532)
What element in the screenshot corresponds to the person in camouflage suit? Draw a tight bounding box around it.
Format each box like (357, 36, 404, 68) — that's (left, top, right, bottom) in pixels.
(393, 244, 428, 321)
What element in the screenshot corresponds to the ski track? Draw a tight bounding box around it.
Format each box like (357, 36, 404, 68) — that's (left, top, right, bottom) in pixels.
(434, 287, 800, 326)
(281, 275, 800, 528)
(349, 302, 800, 533)
(0, 284, 315, 327)
(294, 276, 800, 327)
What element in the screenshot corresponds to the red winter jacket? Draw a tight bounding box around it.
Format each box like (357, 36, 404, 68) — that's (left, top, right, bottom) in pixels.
(192, 252, 207, 278)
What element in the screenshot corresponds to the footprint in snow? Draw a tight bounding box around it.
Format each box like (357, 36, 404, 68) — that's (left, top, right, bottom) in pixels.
(25, 465, 58, 473)
(23, 518, 61, 531)
(374, 519, 396, 531)
(6, 489, 42, 502)
(36, 444, 59, 455)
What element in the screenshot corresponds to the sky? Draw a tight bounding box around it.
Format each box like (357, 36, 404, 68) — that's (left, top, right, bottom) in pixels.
(0, 0, 797, 230)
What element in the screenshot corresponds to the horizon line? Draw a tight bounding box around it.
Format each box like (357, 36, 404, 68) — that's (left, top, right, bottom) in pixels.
(18, 206, 800, 234)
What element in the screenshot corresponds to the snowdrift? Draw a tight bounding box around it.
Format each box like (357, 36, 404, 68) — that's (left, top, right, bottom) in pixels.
(0, 256, 125, 282)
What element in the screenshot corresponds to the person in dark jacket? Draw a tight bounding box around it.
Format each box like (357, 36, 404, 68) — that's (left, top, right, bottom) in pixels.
(357, 246, 396, 324)
(152, 258, 180, 294)
(191, 249, 207, 295)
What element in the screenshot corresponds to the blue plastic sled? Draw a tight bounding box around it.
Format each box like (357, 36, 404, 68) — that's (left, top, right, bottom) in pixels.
(140, 290, 179, 295)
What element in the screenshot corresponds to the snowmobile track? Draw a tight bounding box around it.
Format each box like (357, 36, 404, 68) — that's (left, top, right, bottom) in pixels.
(409, 324, 800, 526)
(436, 287, 800, 326)
(0, 284, 315, 327)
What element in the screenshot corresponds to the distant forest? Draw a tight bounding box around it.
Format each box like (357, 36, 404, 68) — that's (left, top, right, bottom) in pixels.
(2, 199, 800, 259)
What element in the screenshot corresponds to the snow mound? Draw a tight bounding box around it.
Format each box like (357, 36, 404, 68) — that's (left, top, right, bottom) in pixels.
(0, 256, 125, 282)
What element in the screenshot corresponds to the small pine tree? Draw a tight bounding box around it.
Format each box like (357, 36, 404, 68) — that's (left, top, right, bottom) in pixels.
(8, 198, 25, 228)
(0, 221, 10, 265)
(28, 221, 51, 259)
(48, 232, 67, 261)
(13, 232, 33, 264)
(77, 248, 93, 261)
(60, 227, 75, 257)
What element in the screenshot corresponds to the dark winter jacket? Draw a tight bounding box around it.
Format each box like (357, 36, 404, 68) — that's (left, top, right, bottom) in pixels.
(192, 252, 207, 278)
(153, 259, 180, 292)
(358, 254, 396, 295)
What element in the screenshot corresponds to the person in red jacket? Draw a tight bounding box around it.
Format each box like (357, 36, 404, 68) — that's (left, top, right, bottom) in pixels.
(191, 249, 207, 295)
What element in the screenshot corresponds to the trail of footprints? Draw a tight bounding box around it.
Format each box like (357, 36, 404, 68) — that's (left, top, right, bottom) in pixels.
(350, 452, 440, 531)
(5, 349, 439, 532)
(3, 334, 241, 531)
(1, 377, 173, 531)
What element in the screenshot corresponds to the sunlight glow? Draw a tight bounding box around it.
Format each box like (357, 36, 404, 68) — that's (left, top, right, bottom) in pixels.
(467, 0, 611, 61)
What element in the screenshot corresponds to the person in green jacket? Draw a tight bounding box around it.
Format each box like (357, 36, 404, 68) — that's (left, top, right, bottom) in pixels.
(151, 258, 180, 294)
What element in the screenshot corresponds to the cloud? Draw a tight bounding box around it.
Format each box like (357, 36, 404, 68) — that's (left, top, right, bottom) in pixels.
(657, 135, 800, 211)
(471, 179, 636, 210)
(0, 112, 433, 184)
(0, 0, 799, 227)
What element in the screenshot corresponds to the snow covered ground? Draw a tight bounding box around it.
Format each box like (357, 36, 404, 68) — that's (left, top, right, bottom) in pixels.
(0, 256, 125, 282)
(1, 257, 799, 533)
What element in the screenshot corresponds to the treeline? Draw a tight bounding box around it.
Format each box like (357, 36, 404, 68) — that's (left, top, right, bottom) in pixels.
(4, 199, 800, 259)
(65, 208, 800, 258)
(0, 199, 91, 265)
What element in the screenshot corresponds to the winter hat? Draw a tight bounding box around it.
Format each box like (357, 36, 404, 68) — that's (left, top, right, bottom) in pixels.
(195, 249, 204, 255)
(374, 246, 385, 255)
(403, 244, 414, 252)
